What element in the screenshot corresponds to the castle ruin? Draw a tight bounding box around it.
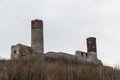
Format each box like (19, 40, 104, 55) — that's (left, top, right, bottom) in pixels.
(11, 19, 44, 59)
(11, 19, 101, 64)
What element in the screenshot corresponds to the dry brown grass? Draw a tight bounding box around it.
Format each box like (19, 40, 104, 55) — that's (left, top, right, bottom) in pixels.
(0, 56, 120, 80)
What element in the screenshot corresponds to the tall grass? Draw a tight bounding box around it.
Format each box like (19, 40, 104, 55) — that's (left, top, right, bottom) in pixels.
(0, 56, 120, 80)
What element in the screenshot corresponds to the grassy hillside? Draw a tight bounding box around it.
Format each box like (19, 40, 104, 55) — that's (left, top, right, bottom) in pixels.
(0, 56, 120, 80)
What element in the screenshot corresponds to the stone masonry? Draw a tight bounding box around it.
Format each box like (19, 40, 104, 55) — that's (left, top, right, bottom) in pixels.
(11, 44, 32, 59)
(11, 19, 44, 59)
(31, 20, 44, 54)
(11, 19, 102, 64)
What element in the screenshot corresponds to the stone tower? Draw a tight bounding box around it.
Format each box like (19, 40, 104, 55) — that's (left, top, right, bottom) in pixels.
(86, 37, 98, 63)
(31, 19, 44, 54)
(87, 37, 97, 53)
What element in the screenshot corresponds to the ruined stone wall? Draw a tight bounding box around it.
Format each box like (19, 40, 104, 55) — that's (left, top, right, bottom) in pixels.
(45, 52, 75, 60)
(11, 44, 32, 60)
(75, 51, 88, 62)
(75, 51, 100, 64)
(44, 51, 101, 64)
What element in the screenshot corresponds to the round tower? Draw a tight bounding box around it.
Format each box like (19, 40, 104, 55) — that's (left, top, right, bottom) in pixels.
(31, 19, 44, 54)
(87, 37, 97, 53)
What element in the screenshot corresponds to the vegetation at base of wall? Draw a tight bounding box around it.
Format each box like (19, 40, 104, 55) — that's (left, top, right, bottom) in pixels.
(0, 56, 120, 80)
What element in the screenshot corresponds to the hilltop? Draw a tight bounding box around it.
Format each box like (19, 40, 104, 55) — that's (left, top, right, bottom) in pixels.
(0, 56, 119, 80)
(2, 19, 116, 80)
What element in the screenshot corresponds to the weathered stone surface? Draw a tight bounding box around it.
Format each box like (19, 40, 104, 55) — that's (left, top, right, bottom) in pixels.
(11, 19, 102, 65)
(45, 51, 75, 60)
(75, 51, 102, 64)
(31, 19, 43, 29)
(31, 19, 44, 54)
(75, 51, 88, 62)
(44, 51, 102, 65)
(11, 44, 32, 60)
(87, 37, 97, 52)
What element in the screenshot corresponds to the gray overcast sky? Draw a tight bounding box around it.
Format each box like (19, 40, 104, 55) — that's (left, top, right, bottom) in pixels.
(0, 0, 120, 66)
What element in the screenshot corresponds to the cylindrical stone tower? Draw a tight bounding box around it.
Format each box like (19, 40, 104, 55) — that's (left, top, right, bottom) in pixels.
(87, 37, 97, 53)
(31, 19, 44, 54)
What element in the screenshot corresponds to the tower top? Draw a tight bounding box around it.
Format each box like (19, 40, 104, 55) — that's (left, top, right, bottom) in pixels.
(87, 37, 96, 40)
(31, 19, 43, 29)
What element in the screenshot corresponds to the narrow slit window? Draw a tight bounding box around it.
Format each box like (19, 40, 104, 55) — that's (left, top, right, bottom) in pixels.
(81, 52, 83, 57)
(86, 53, 88, 58)
(14, 50, 16, 54)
